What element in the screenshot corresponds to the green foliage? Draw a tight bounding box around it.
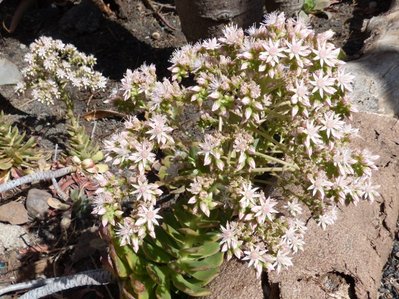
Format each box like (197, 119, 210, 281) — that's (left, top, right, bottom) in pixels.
(110, 200, 223, 298)
(0, 112, 43, 182)
(303, 0, 316, 13)
(66, 116, 108, 173)
(302, 0, 337, 14)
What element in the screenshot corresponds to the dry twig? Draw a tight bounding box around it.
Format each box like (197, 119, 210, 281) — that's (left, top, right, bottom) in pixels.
(142, 0, 177, 31)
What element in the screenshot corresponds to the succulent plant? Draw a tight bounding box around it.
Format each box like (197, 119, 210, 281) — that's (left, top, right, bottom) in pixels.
(0, 112, 43, 183)
(66, 115, 108, 174)
(107, 198, 224, 298)
(97, 12, 380, 298)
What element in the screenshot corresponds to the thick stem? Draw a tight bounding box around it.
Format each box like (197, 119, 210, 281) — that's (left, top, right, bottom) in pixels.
(0, 166, 77, 194)
(16, 270, 113, 299)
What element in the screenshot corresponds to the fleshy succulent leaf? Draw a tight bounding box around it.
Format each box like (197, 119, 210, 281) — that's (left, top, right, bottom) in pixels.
(171, 274, 211, 297)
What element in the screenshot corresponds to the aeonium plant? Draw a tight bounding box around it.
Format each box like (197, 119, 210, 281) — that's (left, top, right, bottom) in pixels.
(95, 12, 380, 298)
(17, 36, 108, 173)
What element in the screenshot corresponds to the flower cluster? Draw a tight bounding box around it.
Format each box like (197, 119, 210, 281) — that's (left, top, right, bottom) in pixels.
(95, 12, 380, 278)
(16, 36, 107, 105)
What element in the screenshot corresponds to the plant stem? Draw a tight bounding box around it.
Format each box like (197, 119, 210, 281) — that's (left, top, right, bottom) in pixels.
(253, 151, 298, 169)
(252, 128, 287, 150)
(242, 167, 291, 173)
(0, 166, 77, 193)
(15, 269, 113, 299)
(253, 179, 274, 185)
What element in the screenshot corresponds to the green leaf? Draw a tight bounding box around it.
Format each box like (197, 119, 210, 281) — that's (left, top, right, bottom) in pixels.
(113, 237, 146, 276)
(155, 284, 172, 299)
(191, 267, 220, 286)
(91, 150, 104, 162)
(162, 222, 186, 246)
(142, 241, 173, 264)
(110, 246, 130, 278)
(302, 0, 316, 12)
(313, 0, 335, 11)
(123, 247, 147, 275)
(196, 219, 221, 229)
(0, 159, 13, 170)
(180, 242, 220, 258)
(178, 252, 224, 273)
(153, 227, 181, 258)
(95, 163, 109, 173)
(146, 264, 168, 285)
(178, 227, 200, 237)
(171, 274, 211, 297)
(131, 277, 155, 299)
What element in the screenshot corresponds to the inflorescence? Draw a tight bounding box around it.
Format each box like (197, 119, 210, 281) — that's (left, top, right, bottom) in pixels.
(94, 12, 380, 277)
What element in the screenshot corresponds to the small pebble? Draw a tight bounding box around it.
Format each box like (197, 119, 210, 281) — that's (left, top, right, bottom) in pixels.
(151, 32, 161, 40)
(26, 188, 51, 220)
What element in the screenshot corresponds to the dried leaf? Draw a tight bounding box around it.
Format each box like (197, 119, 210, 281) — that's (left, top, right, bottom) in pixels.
(314, 0, 341, 11)
(19, 244, 50, 255)
(47, 197, 71, 210)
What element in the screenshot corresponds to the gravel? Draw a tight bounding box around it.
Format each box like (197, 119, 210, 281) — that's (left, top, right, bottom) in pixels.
(379, 220, 399, 299)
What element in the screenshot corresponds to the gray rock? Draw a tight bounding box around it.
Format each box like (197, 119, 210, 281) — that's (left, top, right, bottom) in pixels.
(345, 2, 399, 116)
(0, 223, 30, 254)
(26, 189, 50, 220)
(199, 259, 263, 299)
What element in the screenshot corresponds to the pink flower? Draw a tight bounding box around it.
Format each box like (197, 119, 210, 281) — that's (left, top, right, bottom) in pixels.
(310, 72, 336, 98)
(285, 38, 310, 67)
(273, 250, 293, 273)
(198, 134, 222, 166)
(242, 246, 268, 278)
(115, 218, 134, 246)
(92, 190, 113, 216)
(146, 114, 174, 145)
(219, 222, 242, 259)
(284, 198, 303, 216)
(129, 140, 156, 173)
(259, 39, 286, 67)
(301, 120, 322, 155)
(320, 111, 345, 139)
(313, 41, 340, 67)
(219, 24, 244, 45)
(202, 38, 221, 50)
(135, 205, 162, 237)
(251, 195, 278, 223)
(336, 69, 354, 92)
(131, 178, 163, 203)
(360, 178, 380, 202)
(239, 182, 260, 209)
(333, 147, 356, 176)
(290, 79, 310, 106)
(307, 172, 333, 199)
(317, 207, 338, 229)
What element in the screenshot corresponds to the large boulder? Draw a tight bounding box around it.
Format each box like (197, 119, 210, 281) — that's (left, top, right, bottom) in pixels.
(344, 0, 399, 115)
